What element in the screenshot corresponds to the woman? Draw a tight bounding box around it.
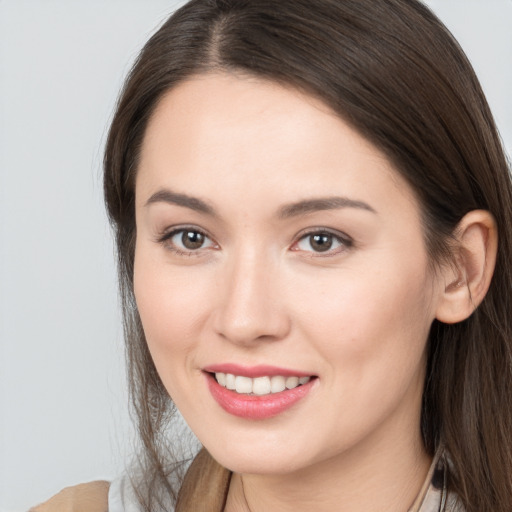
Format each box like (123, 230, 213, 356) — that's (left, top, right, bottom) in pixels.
(32, 0, 512, 511)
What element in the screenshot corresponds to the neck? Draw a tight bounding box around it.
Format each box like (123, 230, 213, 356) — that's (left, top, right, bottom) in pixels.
(225, 426, 431, 512)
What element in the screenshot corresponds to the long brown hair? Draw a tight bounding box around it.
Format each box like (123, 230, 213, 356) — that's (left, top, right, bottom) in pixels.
(104, 1, 512, 510)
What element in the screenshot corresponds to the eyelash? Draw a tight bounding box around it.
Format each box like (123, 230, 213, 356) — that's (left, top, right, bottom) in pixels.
(157, 227, 353, 257)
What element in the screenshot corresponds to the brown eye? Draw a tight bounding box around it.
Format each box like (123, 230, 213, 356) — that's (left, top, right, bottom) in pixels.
(164, 228, 216, 254)
(309, 234, 333, 252)
(293, 230, 351, 255)
(181, 230, 205, 250)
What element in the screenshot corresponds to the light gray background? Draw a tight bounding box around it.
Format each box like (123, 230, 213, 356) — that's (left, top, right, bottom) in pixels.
(0, 1, 510, 511)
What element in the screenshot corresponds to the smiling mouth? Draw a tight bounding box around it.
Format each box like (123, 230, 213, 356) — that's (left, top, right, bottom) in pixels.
(212, 372, 313, 396)
(205, 370, 317, 419)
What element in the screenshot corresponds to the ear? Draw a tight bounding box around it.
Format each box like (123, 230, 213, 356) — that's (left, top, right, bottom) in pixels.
(435, 210, 498, 324)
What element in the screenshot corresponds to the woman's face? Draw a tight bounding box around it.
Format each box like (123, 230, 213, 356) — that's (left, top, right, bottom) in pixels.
(134, 73, 444, 475)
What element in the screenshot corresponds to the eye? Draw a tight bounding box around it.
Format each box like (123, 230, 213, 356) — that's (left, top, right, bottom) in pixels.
(159, 227, 217, 254)
(292, 230, 352, 255)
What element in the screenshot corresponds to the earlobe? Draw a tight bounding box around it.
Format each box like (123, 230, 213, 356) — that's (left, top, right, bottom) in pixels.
(435, 210, 498, 324)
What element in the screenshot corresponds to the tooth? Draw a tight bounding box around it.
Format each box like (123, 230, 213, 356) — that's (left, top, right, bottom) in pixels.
(226, 373, 236, 390)
(285, 376, 299, 389)
(220, 373, 309, 394)
(270, 375, 286, 393)
(235, 376, 253, 394)
(253, 376, 271, 395)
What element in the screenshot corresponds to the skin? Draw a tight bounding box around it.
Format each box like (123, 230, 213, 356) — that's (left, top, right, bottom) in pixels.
(133, 73, 459, 511)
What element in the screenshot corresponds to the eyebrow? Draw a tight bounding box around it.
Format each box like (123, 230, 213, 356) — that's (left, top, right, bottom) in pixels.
(278, 197, 377, 218)
(144, 188, 376, 218)
(144, 189, 217, 217)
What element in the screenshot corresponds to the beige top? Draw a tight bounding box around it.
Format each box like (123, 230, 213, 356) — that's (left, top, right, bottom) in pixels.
(29, 480, 109, 512)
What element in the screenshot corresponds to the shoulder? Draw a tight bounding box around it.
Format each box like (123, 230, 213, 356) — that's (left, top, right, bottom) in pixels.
(29, 481, 110, 512)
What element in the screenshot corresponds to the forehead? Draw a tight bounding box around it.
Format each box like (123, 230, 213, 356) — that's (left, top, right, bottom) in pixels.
(136, 72, 417, 218)
(141, 72, 380, 164)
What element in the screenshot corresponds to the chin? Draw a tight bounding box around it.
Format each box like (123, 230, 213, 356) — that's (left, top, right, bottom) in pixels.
(199, 428, 321, 476)
(212, 449, 304, 476)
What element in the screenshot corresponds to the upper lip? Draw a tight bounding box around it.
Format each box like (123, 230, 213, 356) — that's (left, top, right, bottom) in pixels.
(202, 363, 314, 378)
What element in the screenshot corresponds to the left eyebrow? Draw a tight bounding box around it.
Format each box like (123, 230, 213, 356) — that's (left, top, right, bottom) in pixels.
(278, 197, 377, 219)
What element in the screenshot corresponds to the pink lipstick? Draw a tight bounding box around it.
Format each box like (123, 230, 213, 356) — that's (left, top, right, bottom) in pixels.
(203, 365, 316, 420)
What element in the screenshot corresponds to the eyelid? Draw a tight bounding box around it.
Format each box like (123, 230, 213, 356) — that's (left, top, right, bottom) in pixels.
(157, 224, 207, 242)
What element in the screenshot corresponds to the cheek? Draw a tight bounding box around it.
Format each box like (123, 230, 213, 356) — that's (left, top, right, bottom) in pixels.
(289, 267, 434, 448)
(289, 257, 435, 390)
(133, 245, 213, 377)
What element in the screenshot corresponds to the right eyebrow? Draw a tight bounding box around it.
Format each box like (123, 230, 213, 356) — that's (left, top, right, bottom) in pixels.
(144, 188, 217, 217)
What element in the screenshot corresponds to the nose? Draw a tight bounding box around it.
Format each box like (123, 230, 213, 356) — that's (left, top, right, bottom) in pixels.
(212, 252, 291, 346)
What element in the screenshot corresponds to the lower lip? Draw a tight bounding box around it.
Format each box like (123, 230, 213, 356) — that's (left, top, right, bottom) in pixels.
(206, 373, 316, 420)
